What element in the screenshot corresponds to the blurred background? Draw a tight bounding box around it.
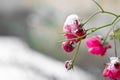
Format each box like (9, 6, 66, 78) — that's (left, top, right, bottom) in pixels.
(0, 0, 120, 80)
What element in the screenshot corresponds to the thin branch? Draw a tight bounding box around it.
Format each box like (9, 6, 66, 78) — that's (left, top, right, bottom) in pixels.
(93, 0, 118, 17)
(72, 41, 81, 64)
(103, 11, 118, 17)
(113, 25, 117, 57)
(103, 27, 113, 44)
(83, 11, 102, 25)
(93, 0, 104, 12)
(93, 17, 119, 31)
(68, 41, 81, 70)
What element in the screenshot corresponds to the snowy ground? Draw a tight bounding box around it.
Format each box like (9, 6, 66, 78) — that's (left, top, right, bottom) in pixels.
(0, 36, 97, 80)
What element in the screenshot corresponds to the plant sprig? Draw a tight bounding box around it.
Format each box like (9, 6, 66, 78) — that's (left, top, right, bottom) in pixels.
(84, 0, 120, 35)
(61, 0, 120, 71)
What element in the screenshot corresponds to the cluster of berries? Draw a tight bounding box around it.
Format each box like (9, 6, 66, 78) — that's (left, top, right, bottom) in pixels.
(62, 15, 86, 52)
(62, 14, 111, 56)
(61, 14, 120, 80)
(103, 57, 120, 80)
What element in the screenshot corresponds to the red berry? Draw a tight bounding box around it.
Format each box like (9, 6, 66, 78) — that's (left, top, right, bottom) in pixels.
(62, 41, 76, 53)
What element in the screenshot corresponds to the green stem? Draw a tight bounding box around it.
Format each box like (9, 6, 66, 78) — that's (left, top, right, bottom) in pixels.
(58, 37, 79, 43)
(84, 11, 101, 25)
(112, 18, 120, 57)
(93, 0, 118, 17)
(83, 10, 118, 26)
(112, 21, 118, 57)
(58, 32, 88, 43)
(67, 41, 81, 70)
(86, 27, 97, 31)
(103, 27, 112, 44)
(113, 26, 117, 57)
(92, 17, 119, 32)
(93, 0, 104, 12)
(118, 15, 120, 17)
(103, 11, 118, 17)
(83, 0, 119, 27)
(114, 18, 120, 24)
(72, 41, 81, 65)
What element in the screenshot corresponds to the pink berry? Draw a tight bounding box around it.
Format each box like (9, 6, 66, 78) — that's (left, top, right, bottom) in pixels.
(63, 14, 86, 39)
(85, 35, 111, 56)
(63, 14, 79, 34)
(62, 14, 86, 53)
(85, 36, 102, 48)
(88, 46, 106, 56)
(62, 41, 76, 53)
(103, 57, 120, 80)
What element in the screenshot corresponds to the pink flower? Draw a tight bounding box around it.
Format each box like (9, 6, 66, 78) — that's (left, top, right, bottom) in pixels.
(62, 41, 76, 53)
(103, 57, 120, 80)
(85, 35, 111, 56)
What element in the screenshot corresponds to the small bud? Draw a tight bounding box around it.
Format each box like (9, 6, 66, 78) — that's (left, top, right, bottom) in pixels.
(65, 60, 73, 70)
